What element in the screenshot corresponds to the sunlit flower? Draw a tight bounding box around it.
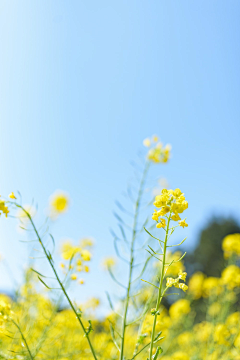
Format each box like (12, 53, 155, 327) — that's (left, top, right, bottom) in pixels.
(153, 188, 188, 228)
(102, 257, 116, 270)
(179, 219, 188, 228)
(169, 299, 191, 320)
(8, 192, 16, 199)
(143, 138, 151, 147)
(49, 190, 69, 217)
(222, 233, 240, 259)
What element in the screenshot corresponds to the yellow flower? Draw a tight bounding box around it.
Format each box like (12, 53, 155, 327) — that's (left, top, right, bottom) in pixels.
(169, 299, 191, 320)
(153, 189, 188, 228)
(146, 138, 171, 163)
(208, 302, 221, 317)
(222, 233, 240, 259)
(173, 188, 182, 198)
(143, 138, 151, 147)
(80, 238, 94, 248)
(78, 279, 85, 285)
(171, 213, 181, 221)
(214, 324, 230, 345)
(9, 192, 16, 199)
(156, 218, 166, 228)
(81, 249, 91, 261)
(188, 272, 205, 299)
(194, 321, 213, 342)
(221, 265, 240, 289)
(152, 209, 160, 221)
(152, 135, 159, 142)
(178, 283, 188, 292)
(71, 274, 77, 280)
(166, 277, 178, 288)
(171, 351, 190, 360)
(202, 277, 221, 297)
(84, 265, 89, 273)
(61, 240, 80, 260)
(49, 191, 69, 215)
(177, 332, 192, 346)
(102, 257, 116, 270)
(178, 270, 187, 281)
(165, 251, 185, 276)
(179, 219, 188, 228)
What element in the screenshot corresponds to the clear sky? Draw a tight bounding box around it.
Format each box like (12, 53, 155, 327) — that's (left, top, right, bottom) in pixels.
(0, 1, 240, 307)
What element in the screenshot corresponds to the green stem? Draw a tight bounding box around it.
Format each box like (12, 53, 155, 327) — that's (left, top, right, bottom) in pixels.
(119, 162, 150, 360)
(149, 213, 171, 359)
(16, 205, 98, 360)
(11, 319, 34, 360)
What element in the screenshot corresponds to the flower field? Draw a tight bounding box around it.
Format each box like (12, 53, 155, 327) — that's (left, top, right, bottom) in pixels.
(0, 137, 240, 360)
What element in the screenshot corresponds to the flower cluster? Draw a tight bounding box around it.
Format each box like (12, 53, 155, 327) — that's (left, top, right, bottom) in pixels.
(143, 135, 171, 163)
(60, 239, 93, 284)
(166, 270, 188, 292)
(0, 298, 13, 331)
(222, 233, 240, 259)
(221, 265, 240, 290)
(0, 198, 9, 217)
(102, 257, 116, 270)
(152, 188, 188, 228)
(49, 191, 69, 218)
(165, 251, 185, 276)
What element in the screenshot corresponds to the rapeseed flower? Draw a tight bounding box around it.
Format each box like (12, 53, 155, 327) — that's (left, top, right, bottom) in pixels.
(222, 233, 240, 259)
(143, 135, 171, 163)
(153, 188, 188, 228)
(169, 299, 191, 320)
(49, 190, 69, 217)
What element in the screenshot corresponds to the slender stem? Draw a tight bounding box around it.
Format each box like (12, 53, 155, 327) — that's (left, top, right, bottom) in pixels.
(119, 162, 150, 360)
(149, 213, 171, 359)
(16, 205, 98, 360)
(11, 319, 34, 360)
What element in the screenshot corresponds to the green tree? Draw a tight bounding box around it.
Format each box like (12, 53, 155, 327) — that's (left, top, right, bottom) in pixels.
(186, 217, 240, 277)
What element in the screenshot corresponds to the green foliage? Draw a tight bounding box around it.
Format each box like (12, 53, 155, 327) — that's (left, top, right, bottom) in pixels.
(186, 217, 240, 277)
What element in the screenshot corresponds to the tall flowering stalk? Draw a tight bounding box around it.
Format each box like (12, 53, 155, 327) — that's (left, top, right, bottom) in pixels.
(6, 195, 98, 360)
(145, 188, 188, 359)
(115, 136, 171, 360)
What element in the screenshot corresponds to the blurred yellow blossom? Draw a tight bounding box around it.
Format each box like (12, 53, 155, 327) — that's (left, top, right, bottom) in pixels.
(49, 190, 69, 217)
(188, 272, 205, 299)
(102, 257, 116, 269)
(80, 238, 94, 248)
(165, 251, 185, 277)
(8, 192, 16, 199)
(81, 249, 91, 261)
(202, 277, 222, 297)
(221, 265, 240, 289)
(143, 138, 151, 147)
(0, 199, 9, 218)
(208, 302, 221, 317)
(169, 299, 191, 320)
(222, 233, 240, 259)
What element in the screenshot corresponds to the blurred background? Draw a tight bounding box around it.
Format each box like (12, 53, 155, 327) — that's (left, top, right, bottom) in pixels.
(0, 1, 240, 307)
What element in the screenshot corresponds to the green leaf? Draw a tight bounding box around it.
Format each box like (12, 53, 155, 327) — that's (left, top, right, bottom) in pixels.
(37, 276, 51, 289)
(152, 346, 163, 359)
(31, 268, 48, 278)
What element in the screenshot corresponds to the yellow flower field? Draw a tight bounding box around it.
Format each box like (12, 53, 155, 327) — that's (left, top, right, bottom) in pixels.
(0, 136, 239, 360)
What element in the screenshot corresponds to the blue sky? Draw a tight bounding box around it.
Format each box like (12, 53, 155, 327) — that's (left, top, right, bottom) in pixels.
(0, 1, 240, 307)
